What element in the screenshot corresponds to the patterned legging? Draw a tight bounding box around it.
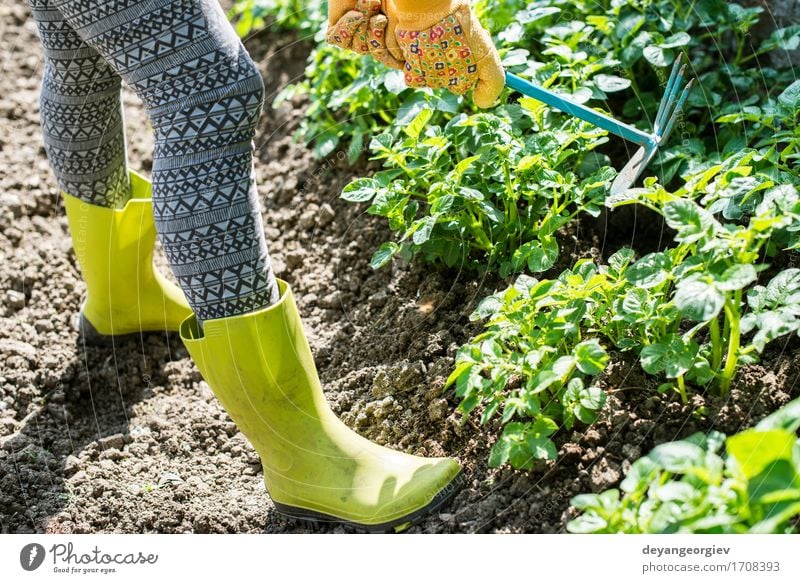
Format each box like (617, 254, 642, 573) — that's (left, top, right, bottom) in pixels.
(27, 0, 280, 322)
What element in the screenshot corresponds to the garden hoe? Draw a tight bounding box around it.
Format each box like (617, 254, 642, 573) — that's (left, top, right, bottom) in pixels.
(506, 55, 694, 195)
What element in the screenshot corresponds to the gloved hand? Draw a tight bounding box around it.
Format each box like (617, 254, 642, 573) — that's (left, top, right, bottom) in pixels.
(328, 0, 357, 25)
(386, 0, 504, 108)
(326, 0, 404, 69)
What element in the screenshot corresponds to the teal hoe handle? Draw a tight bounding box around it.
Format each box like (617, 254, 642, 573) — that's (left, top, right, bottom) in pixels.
(505, 72, 658, 148)
(505, 57, 693, 195)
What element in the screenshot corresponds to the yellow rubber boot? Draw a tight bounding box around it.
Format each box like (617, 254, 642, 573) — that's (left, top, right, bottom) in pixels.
(64, 170, 192, 345)
(180, 279, 463, 531)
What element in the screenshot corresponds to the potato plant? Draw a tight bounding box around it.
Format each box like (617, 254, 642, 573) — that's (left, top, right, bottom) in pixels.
(342, 103, 611, 275)
(607, 147, 800, 398)
(449, 158, 800, 469)
(567, 397, 800, 534)
(445, 256, 630, 469)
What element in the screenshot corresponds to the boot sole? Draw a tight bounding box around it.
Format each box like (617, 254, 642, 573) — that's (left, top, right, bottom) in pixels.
(271, 469, 466, 533)
(75, 311, 177, 347)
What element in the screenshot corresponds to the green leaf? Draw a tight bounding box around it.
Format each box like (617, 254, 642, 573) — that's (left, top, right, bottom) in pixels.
(747, 459, 800, 504)
(674, 277, 725, 322)
(625, 252, 671, 288)
(342, 178, 379, 202)
(488, 436, 511, 468)
(459, 187, 484, 201)
(518, 5, 561, 24)
(480, 400, 501, 425)
(370, 242, 399, 269)
(757, 397, 800, 432)
(347, 130, 365, 165)
(527, 236, 559, 273)
(480, 338, 502, 359)
(369, 133, 395, 153)
(750, 501, 800, 534)
(471, 294, 503, 320)
(746, 311, 799, 353)
(404, 108, 434, 140)
(649, 441, 705, 473)
(643, 45, 670, 67)
(640, 343, 667, 375)
(642, 335, 700, 378)
(383, 70, 407, 94)
(530, 416, 559, 438)
(570, 493, 601, 511)
(608, 247, 635, 275)
(564, 376, 584, 399)
(431, 193, 455, 214)
(778, 80, 800, 110)
(314, 131, 340, 159)
(445, 360, 473, 389)
(718, 264, 757, 292)
(664, 199, 718, 244)
(595, 74, 631, 93)
(490, 422, 555, 470)
(574, 340, 609, 375)
(661, 32, 691, 48)
(529, 370, 561, 394)
(726, 429, 797, 479)
(621, 457, 660, 493)
(477, 200, 504, 224)
(580, 386, 606, 411)
(553, 355, 576, 378)
(412, 216, 436, 245)
(763, 269, 800, 310)
(567, 514, 609, 533)
(653, 481, 697, 502)
(525, 435, 557, 461)
(761, 25, 800, 53)
(455, 155, 480, 175)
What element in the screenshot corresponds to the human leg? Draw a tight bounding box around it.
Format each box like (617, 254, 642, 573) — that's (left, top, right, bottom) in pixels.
(43, 0, 462, 529)
(28, 0, 191, 342)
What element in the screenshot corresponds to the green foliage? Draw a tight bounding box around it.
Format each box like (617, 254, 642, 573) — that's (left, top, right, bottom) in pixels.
(567, 397, 800, 534)
(277, 46, 462, 161)
(436, 0, 800, 462)
(228, 0, 326, 38)
(445, 258, 625, 469)
(607, 150, 800, 397)
(449, 155, 800, 468)
(343, 103, 611, 275)
(484, 0, 799, 184)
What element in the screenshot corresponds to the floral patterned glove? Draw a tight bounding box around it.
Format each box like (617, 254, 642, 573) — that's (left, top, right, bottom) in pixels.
(326, 0, 404, 69)
(387, 0, 504, 108)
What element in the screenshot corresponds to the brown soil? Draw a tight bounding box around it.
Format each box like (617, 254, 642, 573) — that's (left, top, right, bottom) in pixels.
(1, 0, 798, 534)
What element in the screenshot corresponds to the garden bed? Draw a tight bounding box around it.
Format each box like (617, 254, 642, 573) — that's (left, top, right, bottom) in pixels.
(0, 0, 798, 534)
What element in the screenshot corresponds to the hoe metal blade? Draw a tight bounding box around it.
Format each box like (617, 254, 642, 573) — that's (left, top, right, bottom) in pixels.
(505, 54, 694, 196)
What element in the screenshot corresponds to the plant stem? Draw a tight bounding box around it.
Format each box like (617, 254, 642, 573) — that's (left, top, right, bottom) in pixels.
(710, 317, 722, 371)
(722, 309, 730, 349)
(677, 375, 688, 405)
(719, 291, 742, 395)
(734, 35, 744, 67)
(502, 159, 518, 225)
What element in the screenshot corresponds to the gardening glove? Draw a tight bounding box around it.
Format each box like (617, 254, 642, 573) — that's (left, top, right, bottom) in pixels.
(327, 0, 404, 69)
(386, 0, 505, 108)
(328, 0, 358, 25)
